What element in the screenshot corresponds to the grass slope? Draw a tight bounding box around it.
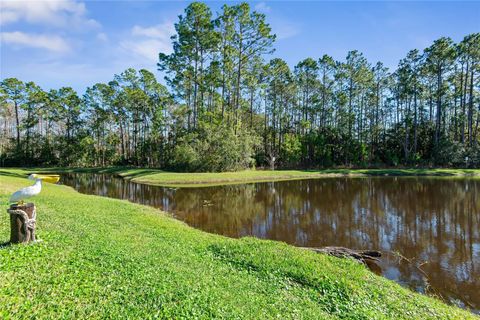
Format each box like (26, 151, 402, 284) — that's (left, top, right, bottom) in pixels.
(3, 167, 480, 187)
(0, 173, 476, 319)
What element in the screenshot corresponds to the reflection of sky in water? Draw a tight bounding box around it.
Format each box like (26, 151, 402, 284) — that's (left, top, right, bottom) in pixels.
(61, 174, 480, 314)
(384, 266, 401, 281)
(474, 244, 480, 258)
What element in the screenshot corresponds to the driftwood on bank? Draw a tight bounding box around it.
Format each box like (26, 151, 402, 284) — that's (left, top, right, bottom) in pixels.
(7, 203, 37, 244)
(303, 246, 382, 272)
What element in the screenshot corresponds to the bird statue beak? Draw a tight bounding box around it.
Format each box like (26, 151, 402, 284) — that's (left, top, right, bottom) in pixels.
(28, 174, 60, 184)
(39, 175, 60, 184)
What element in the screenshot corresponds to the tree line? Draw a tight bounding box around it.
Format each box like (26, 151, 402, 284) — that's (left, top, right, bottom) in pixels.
(1, 2, 479, 170)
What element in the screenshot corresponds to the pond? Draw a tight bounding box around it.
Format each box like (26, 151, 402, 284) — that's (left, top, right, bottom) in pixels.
(60, 173, 480, 313)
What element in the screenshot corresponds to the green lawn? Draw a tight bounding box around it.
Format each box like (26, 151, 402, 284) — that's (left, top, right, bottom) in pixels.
(0, 172, 476, 318)
(3, 166, 480, 187)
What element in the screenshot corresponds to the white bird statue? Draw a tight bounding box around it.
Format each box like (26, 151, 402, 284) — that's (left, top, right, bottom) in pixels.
(9, 174, 42, 205)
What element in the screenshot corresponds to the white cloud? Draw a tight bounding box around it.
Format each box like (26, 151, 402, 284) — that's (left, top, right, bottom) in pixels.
(131, 23, 174, 41)
(252, 4, 299, 41)
(0, 0, 100, 29)
(1, 31, 70, 53)
(255, 2, 271, 13)
(1, 59, 121, 91)
(274, 23, 299, 40)
(273, 25, 299, 40)
(120, 39, 166, 63)
(120, 22, 175, 63)
(96, 32, 108, 42)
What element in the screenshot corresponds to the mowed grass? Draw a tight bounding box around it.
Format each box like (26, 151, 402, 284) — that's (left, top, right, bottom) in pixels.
(3, 166, 480, 187)
(116, 168, 480, 187)
(0, 173, 476, 319)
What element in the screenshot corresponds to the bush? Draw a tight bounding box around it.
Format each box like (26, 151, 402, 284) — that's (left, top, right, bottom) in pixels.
(281, 133, 302, 165)
(172, 138, 201, 171)
(171, 123, 258, 172)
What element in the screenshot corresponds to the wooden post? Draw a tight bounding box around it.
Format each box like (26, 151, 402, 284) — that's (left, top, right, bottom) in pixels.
(7, 203, 36, 244)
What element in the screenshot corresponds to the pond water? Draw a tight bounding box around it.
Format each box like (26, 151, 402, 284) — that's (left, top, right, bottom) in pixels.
(60, 173, 480, 313)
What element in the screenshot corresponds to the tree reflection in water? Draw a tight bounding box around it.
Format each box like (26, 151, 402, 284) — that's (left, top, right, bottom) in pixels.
(61, 173, 480, 312)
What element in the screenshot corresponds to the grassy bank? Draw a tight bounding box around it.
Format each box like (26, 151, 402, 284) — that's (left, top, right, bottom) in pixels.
(2, 167, 480, 187)
(0, 172, 476, 318)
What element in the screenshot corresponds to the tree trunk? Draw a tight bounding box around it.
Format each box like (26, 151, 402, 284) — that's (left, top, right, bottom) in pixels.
(14, 101, 20, 150)
(473, 107, 480, 147)
(435, 67, 442, 148)
(413, 89, 418, 156)
(468, 69, 474, 147)
(8, 203, 37, 244)
(221, 35, 227, 120)
(119, 120, 125, 161)
(462, 62, 469, 144)
(348, 77, 353, 137)
(235, 25, 243, 115)
(404, 99, 410, 163)
(429, 85, 433, 123)
(193, 53, 198, 129)
(26, 107, 31, 160)
(250, 87, 254, 128)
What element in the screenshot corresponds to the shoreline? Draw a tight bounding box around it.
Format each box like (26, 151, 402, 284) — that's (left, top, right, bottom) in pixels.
(2, 167, 480, 188)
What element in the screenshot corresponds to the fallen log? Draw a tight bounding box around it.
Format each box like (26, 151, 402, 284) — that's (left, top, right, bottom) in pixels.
(303, 246, 382, 272)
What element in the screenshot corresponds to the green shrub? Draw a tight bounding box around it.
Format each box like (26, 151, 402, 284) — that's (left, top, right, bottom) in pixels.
(171, 123, 258, 172)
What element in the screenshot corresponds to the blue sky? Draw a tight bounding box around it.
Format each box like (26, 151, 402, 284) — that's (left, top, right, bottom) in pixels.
(1, 1, 479, 93)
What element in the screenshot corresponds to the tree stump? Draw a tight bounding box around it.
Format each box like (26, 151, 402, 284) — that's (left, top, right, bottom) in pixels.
(7, 203, 36, 244)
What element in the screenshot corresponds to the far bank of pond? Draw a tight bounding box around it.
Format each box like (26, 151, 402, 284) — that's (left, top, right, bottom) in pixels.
(4, 167, 480, 187)
(60, 172, 480, 313)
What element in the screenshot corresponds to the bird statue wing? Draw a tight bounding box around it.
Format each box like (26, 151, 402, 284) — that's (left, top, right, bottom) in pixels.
(9, 189, 24, 203)
(9, 180, 42, 203)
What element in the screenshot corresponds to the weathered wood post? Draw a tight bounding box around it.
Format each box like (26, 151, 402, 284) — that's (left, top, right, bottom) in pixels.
(7, 203, 37, 243)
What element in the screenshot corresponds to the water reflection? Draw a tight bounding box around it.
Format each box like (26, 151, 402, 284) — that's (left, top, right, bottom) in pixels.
(61, 173, 480, 313)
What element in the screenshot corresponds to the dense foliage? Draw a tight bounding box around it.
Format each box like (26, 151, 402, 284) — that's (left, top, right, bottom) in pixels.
(1, 2, 479, 170)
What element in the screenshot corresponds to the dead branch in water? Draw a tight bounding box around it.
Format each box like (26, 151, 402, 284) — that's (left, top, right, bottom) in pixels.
(387, 250, 447, 303)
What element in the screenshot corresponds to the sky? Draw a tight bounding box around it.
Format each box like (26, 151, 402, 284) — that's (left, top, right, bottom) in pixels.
(1, 1, 479, 93)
